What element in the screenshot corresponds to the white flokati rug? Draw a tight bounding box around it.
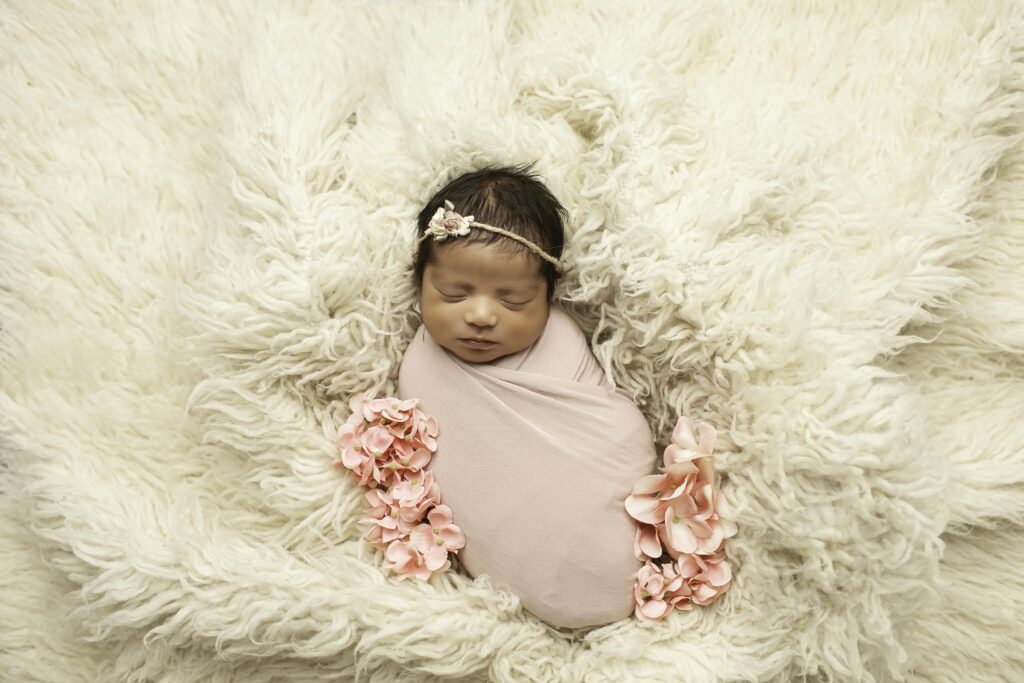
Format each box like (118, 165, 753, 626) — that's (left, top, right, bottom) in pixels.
(2, 1, 1023, 681)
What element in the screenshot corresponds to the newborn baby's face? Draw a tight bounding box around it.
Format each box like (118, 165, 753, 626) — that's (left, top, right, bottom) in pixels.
(419, 241, 549, 364)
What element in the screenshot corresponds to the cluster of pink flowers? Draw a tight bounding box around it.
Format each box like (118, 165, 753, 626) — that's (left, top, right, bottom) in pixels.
(331, 392, 465, 580)
(625, 416, 738, 621)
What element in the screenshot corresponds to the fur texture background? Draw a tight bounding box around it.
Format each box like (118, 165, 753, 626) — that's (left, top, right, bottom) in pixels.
(2, 1, 1023, 681)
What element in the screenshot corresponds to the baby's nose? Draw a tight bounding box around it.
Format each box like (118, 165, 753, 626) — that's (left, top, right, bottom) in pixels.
(464, 298, 497, 326)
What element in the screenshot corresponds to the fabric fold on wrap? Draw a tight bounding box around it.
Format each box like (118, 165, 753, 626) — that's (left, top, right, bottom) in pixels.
(398, 306, 657, 628)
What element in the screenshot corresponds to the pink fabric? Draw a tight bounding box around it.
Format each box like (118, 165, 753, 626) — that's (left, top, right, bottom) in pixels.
(397, 306, 657, 628)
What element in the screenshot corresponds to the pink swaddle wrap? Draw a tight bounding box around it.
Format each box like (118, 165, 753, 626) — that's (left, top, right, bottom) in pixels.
(397, 306, 658, 628)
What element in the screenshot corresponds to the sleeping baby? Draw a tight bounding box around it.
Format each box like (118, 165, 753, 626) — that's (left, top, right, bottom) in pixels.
(398, 161, 658, 628)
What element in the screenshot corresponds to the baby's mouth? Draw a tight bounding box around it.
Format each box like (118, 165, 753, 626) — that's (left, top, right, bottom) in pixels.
(459, 338, 498, 349)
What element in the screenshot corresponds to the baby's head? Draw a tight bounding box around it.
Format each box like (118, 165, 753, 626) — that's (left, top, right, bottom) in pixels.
(412, 161, 567, 364)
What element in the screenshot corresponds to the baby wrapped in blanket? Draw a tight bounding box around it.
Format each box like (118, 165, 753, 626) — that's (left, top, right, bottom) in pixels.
(399, 305, 656, 628)
(399, 165, 657, 628)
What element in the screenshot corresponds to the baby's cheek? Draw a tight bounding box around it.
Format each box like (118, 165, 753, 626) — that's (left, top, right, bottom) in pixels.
(419, 311, 447, 343)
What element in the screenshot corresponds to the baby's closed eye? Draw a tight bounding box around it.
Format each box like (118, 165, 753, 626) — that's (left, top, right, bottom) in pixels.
(439, 292, 530, 308)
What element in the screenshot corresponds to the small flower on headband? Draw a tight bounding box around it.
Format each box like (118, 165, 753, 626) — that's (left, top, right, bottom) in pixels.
(426, 199, 473, 241)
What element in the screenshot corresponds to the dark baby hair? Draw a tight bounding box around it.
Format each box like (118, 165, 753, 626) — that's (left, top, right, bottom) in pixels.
(412, 161, 567, 304)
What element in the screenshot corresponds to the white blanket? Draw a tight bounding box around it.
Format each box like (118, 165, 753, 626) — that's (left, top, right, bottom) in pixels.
(1, 2, 1023, 681)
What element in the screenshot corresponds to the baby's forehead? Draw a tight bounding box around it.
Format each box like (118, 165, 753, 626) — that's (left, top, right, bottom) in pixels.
(430, 243, 543, 283)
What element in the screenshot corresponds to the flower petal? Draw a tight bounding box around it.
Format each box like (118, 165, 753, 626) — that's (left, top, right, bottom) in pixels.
(662, 457, 700, 479)
(440, 525, 466, 550)
(671, 416, 696, 450)
(636, 523, 663, 559)
(423, 545, 449, 571)
(638, 598, 671, 620)
(427, 504, 453, 527)
(664, 507, 698, 554)
(409, 524, 434, 551)
(384, 539, 414, 567)
(705, 559, 732, 586)
(630, 473, 668, 495)
(694, 421, 717, 455)
(625, 493, 663, 524)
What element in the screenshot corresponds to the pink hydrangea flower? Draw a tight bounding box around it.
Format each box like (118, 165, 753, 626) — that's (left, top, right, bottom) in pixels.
(376, 403, 438, 456)
(360, 423, 396, 455)
(335, 411, 365, 453)
(665, 416, 717, 473)
(634, 560, 691, 620)
(358, 487, 427, 550)
(388, 469, 440, 508)
(334, 393, 464, 582)
(625, 417, 737, 556)
(661, 483, 737, 558)
(335, 396, 441, 486)
(336, 422, 395, 488)
(626, 415, 738, 620)
(380, 500, 465, 580)
(349, 392, 420, 424)
(634, 550, 734, 621)
(409, 505, 466, 570)
(675, 548, 732, 606)
(409, 407, 440, 451)
(381, 506, 467, 580)
(383, 537, 445, 580)
(379, 445, 433, 481)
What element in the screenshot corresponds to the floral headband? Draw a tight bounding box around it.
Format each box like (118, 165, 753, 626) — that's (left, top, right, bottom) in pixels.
(418, 199, 563, 274)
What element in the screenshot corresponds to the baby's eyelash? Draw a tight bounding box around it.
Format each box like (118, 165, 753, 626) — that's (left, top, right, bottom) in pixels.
(441, 294, 526, 306)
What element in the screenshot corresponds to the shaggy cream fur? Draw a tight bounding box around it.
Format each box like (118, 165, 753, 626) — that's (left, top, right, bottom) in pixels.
(2, 1, 1022, 681)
